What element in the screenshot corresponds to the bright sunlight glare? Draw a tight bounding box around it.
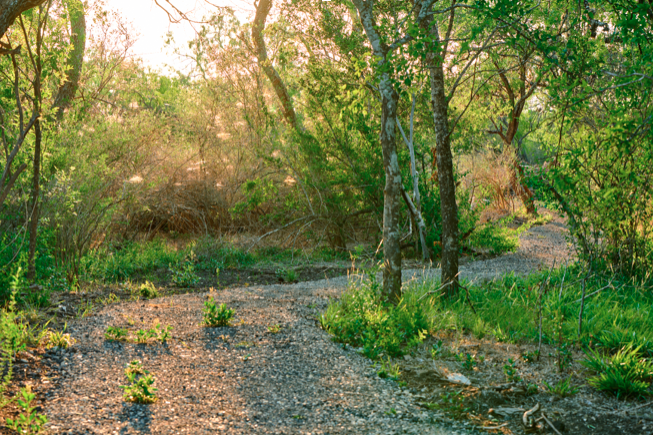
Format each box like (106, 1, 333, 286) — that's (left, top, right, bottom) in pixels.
(107, 0, 254, 69)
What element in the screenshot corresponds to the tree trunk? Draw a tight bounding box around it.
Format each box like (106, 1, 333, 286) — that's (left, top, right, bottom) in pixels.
(52, 0, 85, 119)
(0, 0, 46, 41)
(380, 88, 403, 302)
(397, 113, 430, 261)
(252, 0, 298, 128)
(422, 14, 459, 296)
(27, 118, 41, 279)
(352, 0, 407, 302)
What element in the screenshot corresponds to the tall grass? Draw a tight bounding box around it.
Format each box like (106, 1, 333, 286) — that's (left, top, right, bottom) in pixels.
(321, 264, 653, 358)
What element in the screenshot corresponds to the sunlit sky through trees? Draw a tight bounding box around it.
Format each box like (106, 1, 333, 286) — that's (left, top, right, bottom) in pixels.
(108, 0, 254, 69)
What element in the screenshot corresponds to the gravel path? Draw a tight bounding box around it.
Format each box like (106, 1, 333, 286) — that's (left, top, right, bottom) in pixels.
(40, 216, 572, 434)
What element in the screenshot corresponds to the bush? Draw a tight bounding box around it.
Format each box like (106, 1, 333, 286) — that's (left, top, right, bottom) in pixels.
(535, 114, 653, 277)
(319, 272, 429, 359)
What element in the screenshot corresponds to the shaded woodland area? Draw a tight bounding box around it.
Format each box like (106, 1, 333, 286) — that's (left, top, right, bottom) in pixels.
(1, 0, 653, 433)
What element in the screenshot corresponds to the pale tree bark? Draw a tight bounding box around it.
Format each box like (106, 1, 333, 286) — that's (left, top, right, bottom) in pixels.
(351, 0, 434, 301)
(397, 98, 430, 261)
(52, 0, 85, 119)
(421, 10, 459, 296)
(0, 0, 46, 43)
(351, 0, 404, 302)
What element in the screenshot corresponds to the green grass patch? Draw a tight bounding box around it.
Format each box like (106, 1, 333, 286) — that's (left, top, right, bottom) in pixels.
(466, 213, 552, 255)
(319, 271, 429, 359)
(321, 264, 653, 396)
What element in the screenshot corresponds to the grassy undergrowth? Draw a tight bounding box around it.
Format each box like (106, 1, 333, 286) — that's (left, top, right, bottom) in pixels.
(67, 237, 348, 285)
(321, 264, 653, 397)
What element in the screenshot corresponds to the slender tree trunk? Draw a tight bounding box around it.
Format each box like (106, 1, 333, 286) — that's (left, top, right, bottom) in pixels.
(27, 118, 41, 279)
(252, 0, 298, 128)
(52, 0, 85, 119)
(352, 0, 409, 302)
(397, 113, 430, 261)
(423, 14, 459, 295)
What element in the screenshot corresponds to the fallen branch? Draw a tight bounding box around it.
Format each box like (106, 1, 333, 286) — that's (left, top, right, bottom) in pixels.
(522, 403, 540, 428)
(476, 423, 508, 430)
(541, 412, 563, 435)
(246, 215, 316, 252)
(625, 399, 653, 413)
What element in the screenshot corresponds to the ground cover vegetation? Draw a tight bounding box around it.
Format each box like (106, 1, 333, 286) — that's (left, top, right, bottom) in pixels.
(1, 0, 652, 432)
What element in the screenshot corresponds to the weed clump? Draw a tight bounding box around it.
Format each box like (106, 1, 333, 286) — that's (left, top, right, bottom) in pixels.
(105, 326, 128, 341)
(275, 268, 297, 283)
(202, 297, 235, 327)
(121, 361, 157, 403)
(543, 376, 579, 397)
(582, 345, 653, 398)
(139, 281, 159, 299)
(44, 327, 76, 349)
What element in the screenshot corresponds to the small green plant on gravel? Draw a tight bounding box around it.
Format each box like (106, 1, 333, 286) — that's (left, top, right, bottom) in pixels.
(267, 324, 281, 334)
(121, 361, 157, 403)
(202, 297, 235, 327)
(135, 328, 156, 344)
(526, 383, 539, 395)
(461, 353, 477, 371)
(275, 267, 297, 283)
(236, 341, 255, 349)
(377, 358, 400, 381)
(5, 386, 47, 434)
(522, 350, 540, 363)
(139, 281, 159, 299)
(581, 345, 653, 398)
(154, 323, 173, 343)
(99, 293, 120, 305)
(105, 326, 129, 341)
(45, 325, 75, 349)
(503, 358, 521, 383)
(430, 340, 445, 359)
(75, 301, 94, 319)
(543, 376, 579, 398)
(423, 391, 470, 420)
(384, 407, 397, 416)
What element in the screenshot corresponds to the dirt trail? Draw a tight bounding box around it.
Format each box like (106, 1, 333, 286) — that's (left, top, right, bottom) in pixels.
(32, 217, 573, 435)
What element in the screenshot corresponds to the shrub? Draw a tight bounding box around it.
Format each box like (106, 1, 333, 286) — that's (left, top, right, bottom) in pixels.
(582, 345, 653, 398)
(202, 297, 235, 327)
(169, 255, 200, 288)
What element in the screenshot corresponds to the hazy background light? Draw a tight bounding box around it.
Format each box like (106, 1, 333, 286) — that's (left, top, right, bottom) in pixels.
(107, 0, 254, 69)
